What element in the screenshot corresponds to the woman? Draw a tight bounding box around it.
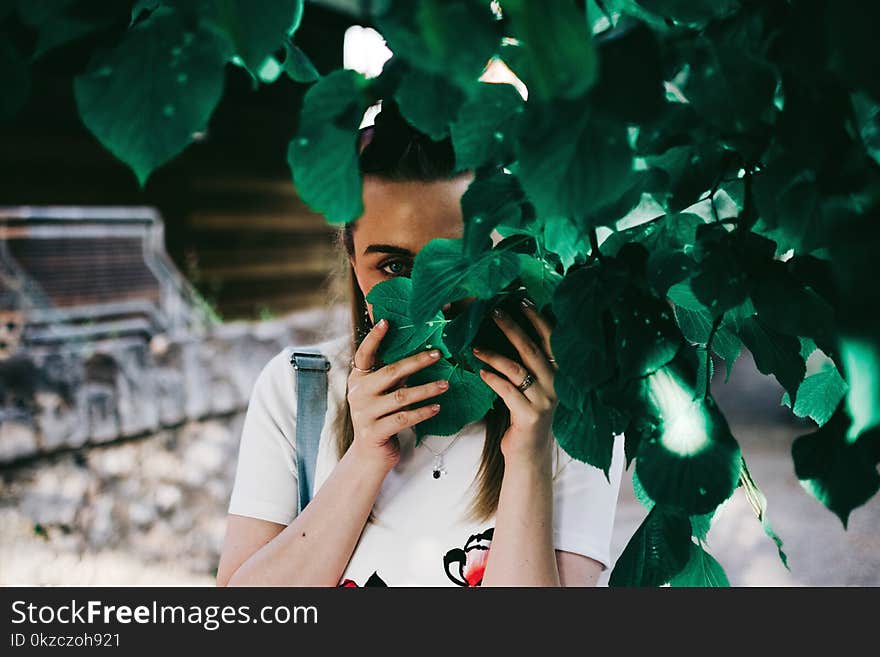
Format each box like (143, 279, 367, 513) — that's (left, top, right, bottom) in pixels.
(216, 99, 624, 587)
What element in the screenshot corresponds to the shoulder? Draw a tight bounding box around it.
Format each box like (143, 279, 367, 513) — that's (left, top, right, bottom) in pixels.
(255, 332, 352, 398)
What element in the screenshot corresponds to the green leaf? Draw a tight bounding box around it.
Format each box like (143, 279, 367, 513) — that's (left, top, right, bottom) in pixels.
(199, 0, 304, 74)
(635, 361, 742, 515)
(552, 395, 618, 481)
(632, 468, 654, 511)
(283, 41, 319, 83)
(752, 158, 828, 256)
(645, 142, 729, 214)
(851, 92, 880, 168)
(590, 19, 664, 123)
(541, 215, 588, 273)
(515, 254, 562, 312)
(450, 81, 524, 170)
(550, 266, 621, 394)
(609, 506, 692, 587)
(460, 169, 525, 258)
(826, 0, 880, 101)
(690, 228, 776, 318)
(409, 238, 522, 324)
(737, 315, 805, 404)
(287, 68, 368, 224)
(669, 542, 730, 587)
(634, 468, 716, 540)
(792, 408, 880, 529)
(668, 281, 742, 381)
(683, 34, 777, 131)
(689, 510, 715, 542)
(739, 456, 789, 570)
(500, 0, 597, 103)
(17, 0, 122, 59)
(394, 69, 465, 140)
(374, 0, 500, 87)
(634, 0, 739, 25)
(442, 297, 493, 363)
(613, 288, 681, 380)
(752, 262, 835, 344)
(781, 365, 848, 428)
(517, 99, 635, 223)
(838, 336, 880, 440)
(404, 359, 497, 439)
(365, 276, 451, 365)
(73, 8, 229, 186)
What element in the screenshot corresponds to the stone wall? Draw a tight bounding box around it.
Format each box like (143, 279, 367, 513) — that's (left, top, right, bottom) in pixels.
(0, 305, 347, 585)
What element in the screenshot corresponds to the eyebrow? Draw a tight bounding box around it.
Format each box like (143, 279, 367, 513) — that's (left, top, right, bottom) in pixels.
(363, 243, 415, 257)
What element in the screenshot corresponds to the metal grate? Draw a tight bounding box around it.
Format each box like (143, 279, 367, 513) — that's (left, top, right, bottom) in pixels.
(0, 206, 215, 358)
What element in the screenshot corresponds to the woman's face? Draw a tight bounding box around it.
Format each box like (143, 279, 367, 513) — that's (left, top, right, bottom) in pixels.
(349, 173, 476, 323)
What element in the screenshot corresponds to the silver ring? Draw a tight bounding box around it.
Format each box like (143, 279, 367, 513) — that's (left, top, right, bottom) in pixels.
(349, 358, 374, 373)
(517, 371, 535, 392)
(547, 358, 556, 364)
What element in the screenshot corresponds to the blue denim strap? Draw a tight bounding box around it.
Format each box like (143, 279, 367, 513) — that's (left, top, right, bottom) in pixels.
(289, 351, 330, 515)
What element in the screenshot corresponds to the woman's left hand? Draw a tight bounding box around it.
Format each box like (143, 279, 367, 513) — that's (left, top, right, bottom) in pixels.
(472, 297, 559, 466)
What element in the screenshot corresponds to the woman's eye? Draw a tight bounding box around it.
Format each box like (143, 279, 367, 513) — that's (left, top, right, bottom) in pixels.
(380, 260, 411, 276)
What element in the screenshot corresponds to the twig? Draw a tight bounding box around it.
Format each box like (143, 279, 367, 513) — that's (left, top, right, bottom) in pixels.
(703, 314, 723, 399)
(588, 228, 604, 263)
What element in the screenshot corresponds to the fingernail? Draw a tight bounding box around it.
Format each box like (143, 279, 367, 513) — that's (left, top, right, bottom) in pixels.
(430, 404, 441, 412)
(492, 307, 503, 318)
(437, 379, 449, 388)
(429, 349, 440, 358)
(520, 296, 535, 309)
(376, 318, 387, 328)
(472, 346, 480, 354)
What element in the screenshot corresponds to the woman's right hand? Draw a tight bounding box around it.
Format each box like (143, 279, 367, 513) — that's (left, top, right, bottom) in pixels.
(346, 318, 449, 472)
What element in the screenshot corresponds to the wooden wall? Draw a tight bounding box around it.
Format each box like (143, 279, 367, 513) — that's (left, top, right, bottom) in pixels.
(0, 4, 355, 321)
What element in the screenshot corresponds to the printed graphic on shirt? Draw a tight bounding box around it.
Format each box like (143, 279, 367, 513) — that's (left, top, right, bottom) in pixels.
(443, 527, 494, 587)
(339, 571, 387, 587)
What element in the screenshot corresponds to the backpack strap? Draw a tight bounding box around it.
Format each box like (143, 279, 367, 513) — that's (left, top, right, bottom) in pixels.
(289, 350, 331, 514)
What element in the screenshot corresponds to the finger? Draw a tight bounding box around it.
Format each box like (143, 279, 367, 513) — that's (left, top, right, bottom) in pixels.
(472, 346, 530, 391)
(352, 318, 388, 373)
(372, 402, 442, 436)
(519, 297, 556, 365)
(365, 348, 443, 395)
(489, 307, 554, 382)
(374, 378, 449, 418)
(478, 368, 533, 418)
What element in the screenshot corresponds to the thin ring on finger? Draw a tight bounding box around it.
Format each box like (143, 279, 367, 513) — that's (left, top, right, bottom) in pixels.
(473, 347, 542, 400)
(350, 357, 375, 373)
(516, 370, 536, 393)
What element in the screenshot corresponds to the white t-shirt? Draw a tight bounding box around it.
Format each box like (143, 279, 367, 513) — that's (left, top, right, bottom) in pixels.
(227, 332, 625, 586)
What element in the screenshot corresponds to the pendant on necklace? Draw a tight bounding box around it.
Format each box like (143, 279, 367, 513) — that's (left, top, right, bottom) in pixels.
(432, 454, 447, 479)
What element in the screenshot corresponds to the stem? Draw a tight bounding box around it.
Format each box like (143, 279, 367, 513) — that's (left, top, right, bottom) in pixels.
(737, 167, 756, 233)
(739, 456, 763, 519)
(588, 228, 603, 263)
(703, 314, 723, 399)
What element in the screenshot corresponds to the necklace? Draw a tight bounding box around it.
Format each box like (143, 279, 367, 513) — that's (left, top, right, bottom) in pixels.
(419, 433, 463, 480)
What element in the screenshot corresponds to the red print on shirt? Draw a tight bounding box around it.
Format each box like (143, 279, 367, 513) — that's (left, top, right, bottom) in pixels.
(338, 571, 387, 587)
(443, 527, 494, 587)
